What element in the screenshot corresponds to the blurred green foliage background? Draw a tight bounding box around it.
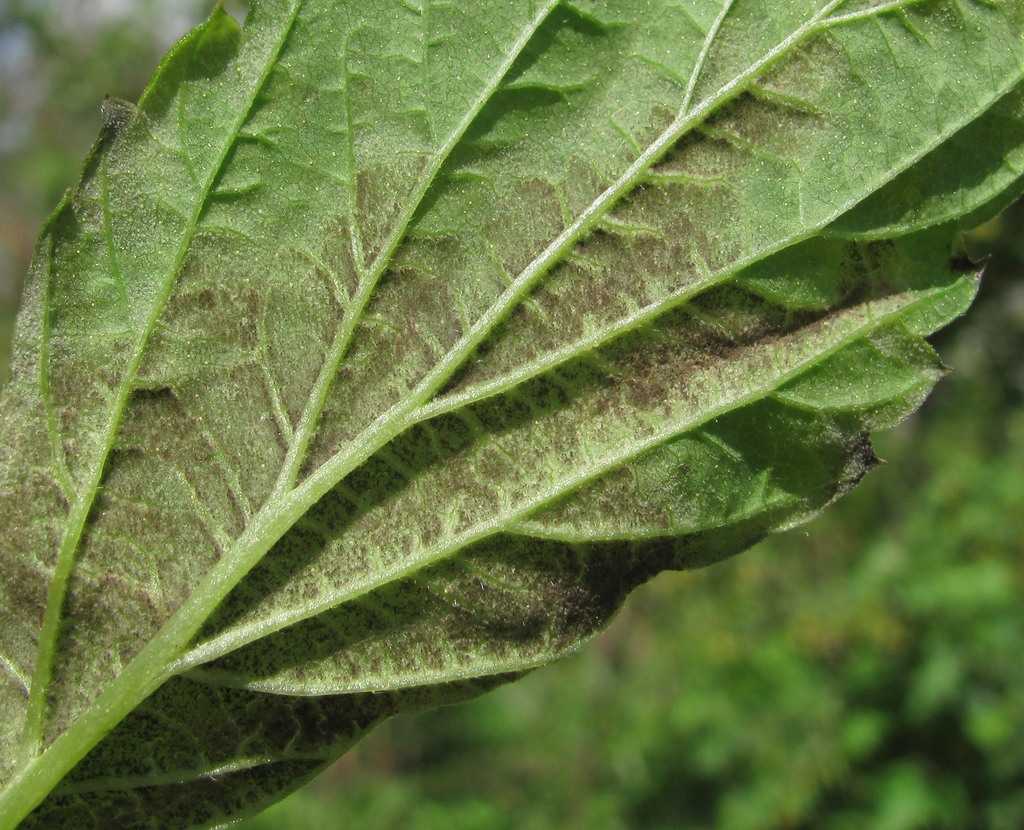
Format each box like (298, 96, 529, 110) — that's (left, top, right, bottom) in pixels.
(2, 3, 1022, 828)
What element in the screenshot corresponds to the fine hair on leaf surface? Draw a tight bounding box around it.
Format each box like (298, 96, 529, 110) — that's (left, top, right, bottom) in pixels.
(0, 1, 1022, 827)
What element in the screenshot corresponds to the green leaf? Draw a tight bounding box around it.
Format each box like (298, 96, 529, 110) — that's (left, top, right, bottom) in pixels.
(1, 1, 1021, 827)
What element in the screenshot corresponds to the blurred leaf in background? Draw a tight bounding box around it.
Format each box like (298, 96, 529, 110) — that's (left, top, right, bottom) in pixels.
(1, 3, 1021, 829)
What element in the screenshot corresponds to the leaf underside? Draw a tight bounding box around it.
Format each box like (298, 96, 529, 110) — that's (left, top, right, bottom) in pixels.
(0, 1, 1022, 827)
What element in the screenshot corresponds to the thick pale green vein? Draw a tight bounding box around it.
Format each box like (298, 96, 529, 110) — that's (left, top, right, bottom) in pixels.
(53, 755, 330, 797)
(826, 0, 921, 27)
(274, 0, 561, 492)
(511, 486, 820, 543)
(682, 0, 737, 116)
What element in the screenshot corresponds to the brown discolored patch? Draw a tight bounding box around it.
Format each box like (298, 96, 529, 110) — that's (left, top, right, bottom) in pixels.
(484, 177, 567, 279)
(356, 155, 431, 266)
(657, 130, 742, 180)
